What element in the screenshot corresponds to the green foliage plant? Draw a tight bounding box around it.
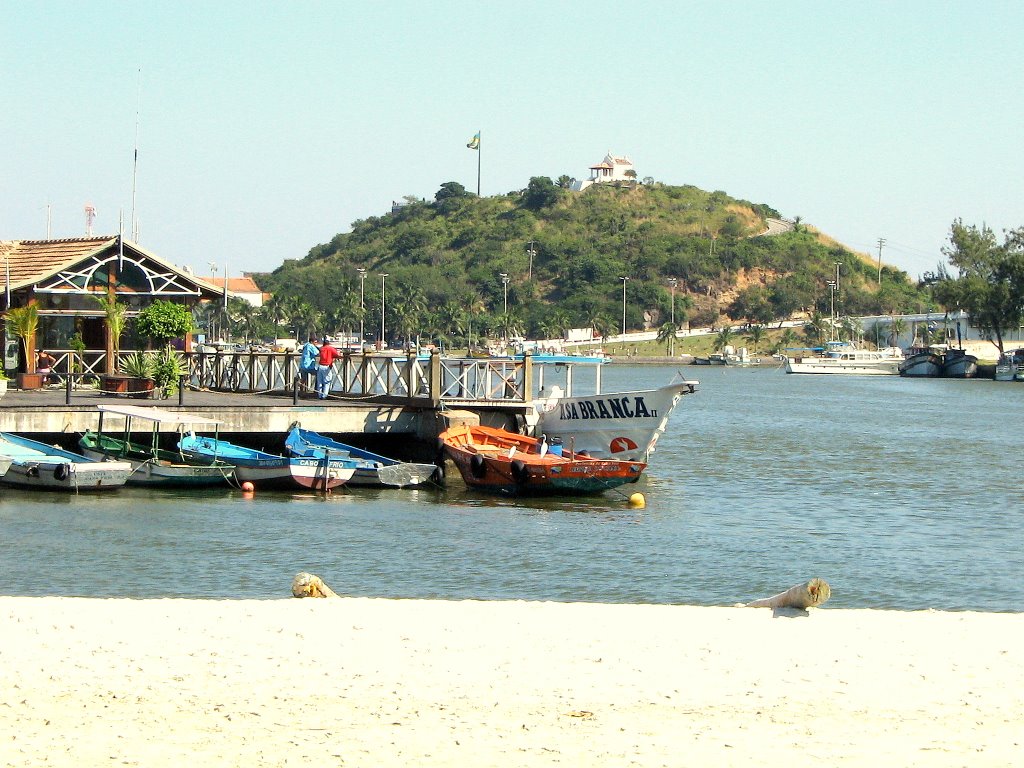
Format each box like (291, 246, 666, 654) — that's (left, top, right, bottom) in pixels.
(92, 294, 128, 359)
(4, 304, 39, 372)
(120, 351, 154, 379)
(136, 300, 195, 347)
(151, 347, 187, 398)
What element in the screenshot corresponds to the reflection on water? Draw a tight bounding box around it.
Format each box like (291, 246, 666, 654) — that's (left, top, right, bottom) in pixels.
(1, 365, 1022, 611)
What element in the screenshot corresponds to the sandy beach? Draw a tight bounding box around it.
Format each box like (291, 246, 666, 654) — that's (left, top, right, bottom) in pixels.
(1, 597, 1021, 767)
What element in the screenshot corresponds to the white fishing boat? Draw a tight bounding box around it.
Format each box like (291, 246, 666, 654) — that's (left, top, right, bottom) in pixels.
(526, 355, 697, 462)
(899, 345, 944, 378)
(784, 342, 903, 375)
(994, 349, 1024, 381)
(0, 432, 132, 491)
(78, 404, 235, 487)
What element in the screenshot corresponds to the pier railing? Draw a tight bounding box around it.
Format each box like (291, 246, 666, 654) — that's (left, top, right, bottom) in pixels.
(184, 350, 532, 406)
(21, 350, 533, 407)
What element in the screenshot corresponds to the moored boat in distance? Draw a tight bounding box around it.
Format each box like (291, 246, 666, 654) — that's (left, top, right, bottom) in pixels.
(784, 342, 904, 375)
(0, 432, 132, 491)
(939, 347, 978, 379)
(994, 349, 1024, 381)
(284, 425, 438, 488)
(439, 424, 646, 496)
(898, 345, 944, 378)
(179, 434, 357, 491)
(79, 404, 235, 487)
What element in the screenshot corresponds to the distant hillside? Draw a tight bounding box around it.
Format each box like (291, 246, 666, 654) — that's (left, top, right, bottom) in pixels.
(257, 179, 929, 342)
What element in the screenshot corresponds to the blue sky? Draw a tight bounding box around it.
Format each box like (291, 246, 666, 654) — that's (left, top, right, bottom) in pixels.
(3, 1, 1022, 280)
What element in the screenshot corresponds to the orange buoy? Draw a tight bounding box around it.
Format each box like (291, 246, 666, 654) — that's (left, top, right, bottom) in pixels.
(241, 481, 255, 492)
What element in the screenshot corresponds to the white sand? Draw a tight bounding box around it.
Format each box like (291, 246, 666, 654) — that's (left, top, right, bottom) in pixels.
(1, 597, 1021, 767)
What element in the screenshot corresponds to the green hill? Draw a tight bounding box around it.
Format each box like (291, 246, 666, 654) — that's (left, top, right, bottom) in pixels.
(256, 178, 929, 344)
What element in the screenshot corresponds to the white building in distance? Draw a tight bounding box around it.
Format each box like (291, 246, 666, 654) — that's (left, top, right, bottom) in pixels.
(571, 152, 637, 191)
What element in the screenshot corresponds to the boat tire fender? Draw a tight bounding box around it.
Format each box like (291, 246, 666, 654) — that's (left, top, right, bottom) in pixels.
(470, 453, 487, 479)
(54, 463, 70, 482)
(511, 459, 529, 485)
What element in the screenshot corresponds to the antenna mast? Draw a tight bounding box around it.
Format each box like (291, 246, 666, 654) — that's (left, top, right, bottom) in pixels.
(85, 203, 96, 236)
(131, 68, 142, 242)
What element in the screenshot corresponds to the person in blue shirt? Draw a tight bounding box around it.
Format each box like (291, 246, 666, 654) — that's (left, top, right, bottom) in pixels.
(299, 334, 319, 390)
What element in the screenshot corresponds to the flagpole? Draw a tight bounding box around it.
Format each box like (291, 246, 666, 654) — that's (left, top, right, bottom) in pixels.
(476, 130, 481, 197)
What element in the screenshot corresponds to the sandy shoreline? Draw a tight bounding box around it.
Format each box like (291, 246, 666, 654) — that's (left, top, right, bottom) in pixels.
(2, 597, 1021, 767)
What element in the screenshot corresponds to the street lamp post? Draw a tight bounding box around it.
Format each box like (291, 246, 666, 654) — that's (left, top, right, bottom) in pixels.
(827, 280, 837, 341)
(499, 272, 510, 346)
(357, 267, 366, 350)
(380, 273, 389, 350)
(620, 276, 630, 337)
(834, 261, 842, 329)
(668, 277, 678, 357)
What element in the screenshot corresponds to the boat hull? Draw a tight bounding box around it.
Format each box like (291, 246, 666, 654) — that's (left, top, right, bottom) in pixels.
(532, 382, 695, 462)
(79, 432, 235, 487)
(180, 435, 354, 491)
(285, 426, 437, 488)
(784, 358, 900, 375)
(0, 432, 131, 492)
(899, 353, 942, 377)
(940, 351, 978, 379)
(439, 424, 646, 496)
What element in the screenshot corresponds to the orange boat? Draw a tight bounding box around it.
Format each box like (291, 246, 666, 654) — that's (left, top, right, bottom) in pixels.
(439, 424, 646, 496)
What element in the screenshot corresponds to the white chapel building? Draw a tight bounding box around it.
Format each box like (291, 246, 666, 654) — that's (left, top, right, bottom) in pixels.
(571, 152, 637, 191)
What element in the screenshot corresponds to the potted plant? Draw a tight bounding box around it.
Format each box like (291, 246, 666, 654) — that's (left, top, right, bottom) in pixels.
(136, 300, 195, 398)
(151, 347, 188, 399)
(4, 304, 44, 389)
(120, 351, 156, 397)
(93, 294, 128, 374)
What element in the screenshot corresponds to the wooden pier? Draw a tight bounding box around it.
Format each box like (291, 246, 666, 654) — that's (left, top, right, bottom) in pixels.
(0, 352, 542, 455)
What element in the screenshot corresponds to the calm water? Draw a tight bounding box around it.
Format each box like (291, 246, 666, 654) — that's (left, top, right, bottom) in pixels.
(1, 363, 1021, 611)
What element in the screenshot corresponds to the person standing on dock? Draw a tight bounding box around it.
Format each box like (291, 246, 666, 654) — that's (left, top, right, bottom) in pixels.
(316, 336, 341, 399)
(299, 334, 319, 391)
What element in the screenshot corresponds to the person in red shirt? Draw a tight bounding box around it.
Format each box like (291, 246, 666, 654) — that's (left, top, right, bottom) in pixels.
(316, 336, 341, 399)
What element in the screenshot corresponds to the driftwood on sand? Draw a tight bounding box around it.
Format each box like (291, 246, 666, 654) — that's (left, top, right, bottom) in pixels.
(291, 572, 339, 598)
(746, 578, 831, 610)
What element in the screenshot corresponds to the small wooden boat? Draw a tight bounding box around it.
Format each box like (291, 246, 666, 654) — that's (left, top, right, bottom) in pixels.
(178, 434, 357, 491)
(438, 424, 646, 496)
(285, 425, 438, 488)
(78, 404, 235, 487)
(0, 432, 132, 492)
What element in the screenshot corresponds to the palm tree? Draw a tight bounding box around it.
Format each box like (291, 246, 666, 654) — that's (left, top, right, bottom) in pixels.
(888, 317, 907, 348)
(802, 312, 828, 347)
(775, 328, 800, 354)
(745, 324, 765, 353)
(713, 325, 735, 353)
(91, 295, 128, 372)
(656, 321, 678, 354)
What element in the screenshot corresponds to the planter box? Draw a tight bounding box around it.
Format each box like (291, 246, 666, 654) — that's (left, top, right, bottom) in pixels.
(15, 372, 44, 390)
(101, 375, 155, 398)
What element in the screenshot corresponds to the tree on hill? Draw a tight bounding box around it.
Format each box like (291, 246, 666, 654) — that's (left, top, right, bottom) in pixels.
(523, 176, 560, 210)
(932, 220, 1024, 354)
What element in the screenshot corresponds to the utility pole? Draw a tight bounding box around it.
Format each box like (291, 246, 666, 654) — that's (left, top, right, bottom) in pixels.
(526, 240, 536, 282)
(620, 276, 630, 336)
(668, 278, 678, 357)
(876, 238, 886, 285)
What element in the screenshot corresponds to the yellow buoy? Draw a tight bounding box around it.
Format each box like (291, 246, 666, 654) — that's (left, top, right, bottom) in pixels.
(628, 492, 646, 508)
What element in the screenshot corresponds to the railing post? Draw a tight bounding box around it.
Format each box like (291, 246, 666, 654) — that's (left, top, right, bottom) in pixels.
(429, 349, 442, 407)
(293, 374, 299, 405)
(178, 374, 185, 405)
(65, 371, 72, 405)
(522, 355, 533, 403)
